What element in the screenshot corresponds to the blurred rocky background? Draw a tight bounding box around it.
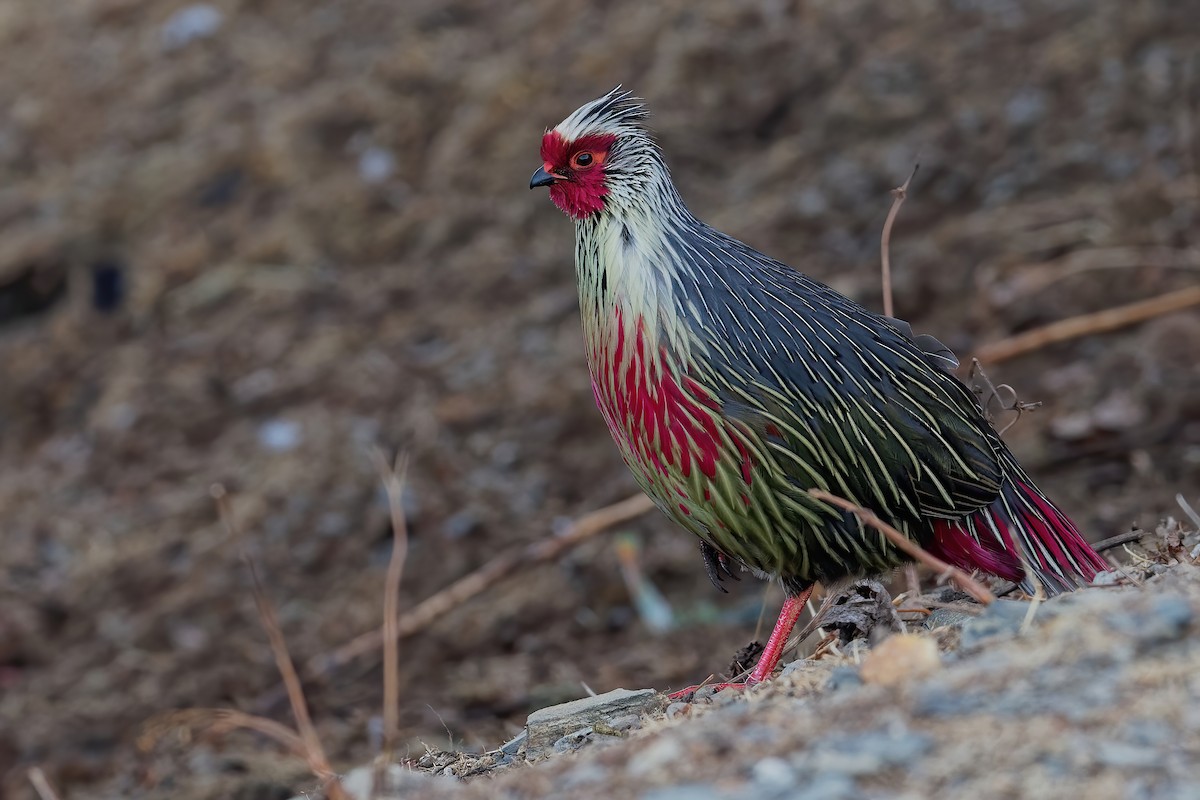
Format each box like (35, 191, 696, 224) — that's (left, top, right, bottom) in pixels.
(0, 0, 1197, 797)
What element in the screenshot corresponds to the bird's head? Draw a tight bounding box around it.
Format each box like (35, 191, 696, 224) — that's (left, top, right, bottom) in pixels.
(530, 88, 657, 221)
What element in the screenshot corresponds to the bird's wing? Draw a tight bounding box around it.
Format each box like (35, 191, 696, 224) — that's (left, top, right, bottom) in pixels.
(677, 228, 1004, 525)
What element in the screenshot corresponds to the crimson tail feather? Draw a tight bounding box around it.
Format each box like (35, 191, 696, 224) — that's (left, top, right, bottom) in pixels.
(929, 479, 1108, 595)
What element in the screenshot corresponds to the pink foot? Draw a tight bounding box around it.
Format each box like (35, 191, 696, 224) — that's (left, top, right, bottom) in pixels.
(666, 585, 815, 703)
(667, 680, 757, 701)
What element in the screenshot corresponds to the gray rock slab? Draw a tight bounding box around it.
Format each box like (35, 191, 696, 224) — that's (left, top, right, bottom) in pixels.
(526, 687, 667, 760)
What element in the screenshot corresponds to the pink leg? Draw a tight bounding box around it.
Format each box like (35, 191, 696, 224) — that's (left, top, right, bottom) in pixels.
(669, 584, 814, 699)
(747, 585, 812, 683)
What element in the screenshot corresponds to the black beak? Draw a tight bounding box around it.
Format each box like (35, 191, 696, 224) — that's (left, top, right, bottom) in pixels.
(529, 166, 557, 189)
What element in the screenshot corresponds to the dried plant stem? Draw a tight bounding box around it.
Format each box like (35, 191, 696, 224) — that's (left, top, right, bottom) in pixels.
(27, 767, 62, 800)
(303, 492, 656, 681)
(141, 708, 309, 760)
(807, 489, 995, 605)
(879, 163, 919, 318)
(370, 449, 410, 788)
(975, 285, 1200, 364)
(879, 165, 921, 592)
(1091, 529, 1152, 553)
(212, 485, 347, 800)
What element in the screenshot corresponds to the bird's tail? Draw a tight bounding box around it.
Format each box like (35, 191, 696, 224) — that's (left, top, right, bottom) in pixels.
(929, 476, 1108, 595)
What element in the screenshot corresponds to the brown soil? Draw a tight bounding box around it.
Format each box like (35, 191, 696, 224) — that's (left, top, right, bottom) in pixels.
(1, 1, 1197, 798)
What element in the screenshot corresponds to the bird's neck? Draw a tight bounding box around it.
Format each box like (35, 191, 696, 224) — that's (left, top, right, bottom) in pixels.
(573, 185, 696, 367)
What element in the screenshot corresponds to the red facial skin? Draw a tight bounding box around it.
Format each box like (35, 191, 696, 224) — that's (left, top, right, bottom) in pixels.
(539, 131, 618, 219)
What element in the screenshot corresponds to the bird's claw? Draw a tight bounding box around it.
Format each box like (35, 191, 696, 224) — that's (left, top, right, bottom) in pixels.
(699, 541, 740, 593)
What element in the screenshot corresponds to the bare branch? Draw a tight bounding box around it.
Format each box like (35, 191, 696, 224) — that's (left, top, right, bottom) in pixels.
(974, 285, 1200, 364)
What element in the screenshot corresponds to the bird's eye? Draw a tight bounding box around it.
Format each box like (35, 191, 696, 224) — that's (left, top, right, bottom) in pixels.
(572, 152, 594, 168)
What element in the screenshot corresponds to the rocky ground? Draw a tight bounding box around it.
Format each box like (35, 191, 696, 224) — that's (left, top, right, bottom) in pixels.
(1, 0, 1198, 798)
(300, 524, 1200, 800)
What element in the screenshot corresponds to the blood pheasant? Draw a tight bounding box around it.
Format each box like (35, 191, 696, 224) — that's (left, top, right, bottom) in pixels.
(530, 89, 1106, 689)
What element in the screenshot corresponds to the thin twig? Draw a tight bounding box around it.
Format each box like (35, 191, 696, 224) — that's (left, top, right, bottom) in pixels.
(212, 485, 347, 800)
(967, 358, 1043, 435)
(807, 489, 995, 605)
(370, 449, 410, 796)
(299, 492, 656, 684)
(27, 767, 62, 800)
(879, 163, 920, 318)
(974, 285, 1200, 364)
(1091, 529, 1150, 553)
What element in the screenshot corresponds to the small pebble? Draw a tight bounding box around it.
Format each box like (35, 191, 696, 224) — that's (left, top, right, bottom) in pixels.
(1109, 596, 1194, 646)
(924, 607, 979, 630)
(1093, 741, 1162, 770)
(258, 419, 302, 452)
(441, 510, 481, 539)
(806, 730, 933, 776)
(499, 729, 526, 756)
(334, 764, 432, 797)
(553, 727, 594, 754)
(860, 634, 940, 686)
(960, 600, 1030, 650)
(560, 764, 608, 789)
(608, 714, 643, 732)
(162, 4, 223, 49)
(751, 756, 796, 789)
(639, 785, 729, 800)
(665, 702, 692, 719)
(786, 772, 858, 800)
(825, 666, 864, 692)
(911, 687, 988, 718)
(1005, 86, 1048, 127)
(358, 146, 396, 184)
(628, 738, 685, 777)
(1091, 570, 1124, 587)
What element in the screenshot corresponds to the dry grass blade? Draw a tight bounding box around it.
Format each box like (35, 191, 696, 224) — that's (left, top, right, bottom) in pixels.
(302, 492, 655, 681)
(879, 163, 919, 318)
(1177, 493, 1200, 533)
(27, 767, 62, 800)
(1002, 246, 1200, 298)
(878, 165, 923, 601)
(140, 708, 309, 760)
(807, 489, 995, 605)
(370, 448, 410, 793)
(974, 285, 1200, 364)
(211, 485, 348, 800)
